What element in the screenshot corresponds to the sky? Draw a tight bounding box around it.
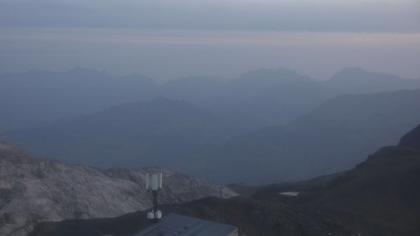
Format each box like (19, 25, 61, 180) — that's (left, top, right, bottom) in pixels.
(0, 0, 419, 80)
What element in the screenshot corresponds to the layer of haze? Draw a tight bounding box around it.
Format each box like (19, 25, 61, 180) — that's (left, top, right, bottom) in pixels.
(0, 0, 419, 79)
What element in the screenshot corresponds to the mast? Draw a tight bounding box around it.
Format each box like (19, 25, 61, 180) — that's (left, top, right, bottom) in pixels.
(145, 170, 163, 223)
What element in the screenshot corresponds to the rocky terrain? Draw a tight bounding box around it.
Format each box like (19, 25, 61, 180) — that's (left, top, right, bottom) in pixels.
(0, 143, 236, 236)
(31, 124, 420, 236)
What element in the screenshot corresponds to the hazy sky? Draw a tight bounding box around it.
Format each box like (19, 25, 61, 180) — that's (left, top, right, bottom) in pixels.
(0, 0, 419, 79)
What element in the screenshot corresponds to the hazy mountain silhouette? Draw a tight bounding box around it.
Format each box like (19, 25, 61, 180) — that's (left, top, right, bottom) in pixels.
(3, 68, 420, 183)
(0, 68, 158, 131)
(7, 97, 237, 170)
(161, 68, 330, 131)
(12, 89, 420, 184)
(3, 67, 419, 133)
(162, 68, 420, 130)
(204, 89, 420, 183)
(326, 67, 420, 93)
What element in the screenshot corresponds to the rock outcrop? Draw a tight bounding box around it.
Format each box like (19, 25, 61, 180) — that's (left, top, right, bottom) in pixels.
(0, 143, 236, 236)
(399, 124, 420, 150)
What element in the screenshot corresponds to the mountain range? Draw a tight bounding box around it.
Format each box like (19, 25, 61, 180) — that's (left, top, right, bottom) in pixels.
(0, 68, 158, 131)
(3, 67, 420, 183)
(2, 67, 420, 132)
(205, 89, 420, 183)
(6, 97, 239, 170)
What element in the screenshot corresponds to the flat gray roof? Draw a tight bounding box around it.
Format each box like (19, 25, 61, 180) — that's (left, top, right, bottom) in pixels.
(134, 213, 237, 236)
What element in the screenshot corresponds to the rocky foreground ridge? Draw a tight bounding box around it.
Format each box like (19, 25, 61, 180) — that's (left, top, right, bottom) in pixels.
(0, 143, 236, 236)
(31, 124, 420, 236)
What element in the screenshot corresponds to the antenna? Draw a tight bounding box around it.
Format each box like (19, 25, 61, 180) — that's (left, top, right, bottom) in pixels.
(146, 170, 163, 223)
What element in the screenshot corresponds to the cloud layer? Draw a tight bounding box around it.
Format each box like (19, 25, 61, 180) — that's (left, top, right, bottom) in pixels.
(0, 0, 419, 32)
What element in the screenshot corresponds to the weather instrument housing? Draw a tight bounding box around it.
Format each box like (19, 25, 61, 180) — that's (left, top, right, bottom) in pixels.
(145, 171, 163, 222)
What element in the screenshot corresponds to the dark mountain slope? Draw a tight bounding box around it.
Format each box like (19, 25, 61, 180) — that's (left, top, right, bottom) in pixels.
(399, 124, 420, 150)
(253, 125, 420, 235)
(312, 146, 420, 235)
(205, 89, 420, 183)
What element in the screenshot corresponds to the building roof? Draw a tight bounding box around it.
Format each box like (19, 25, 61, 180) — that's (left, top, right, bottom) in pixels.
(134, 213, 237, 236)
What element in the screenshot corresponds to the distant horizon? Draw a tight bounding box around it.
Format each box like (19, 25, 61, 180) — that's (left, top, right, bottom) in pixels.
(1, 63, 419, 83)
(1, 0, 419, 80)
(2, 28, 419, 81)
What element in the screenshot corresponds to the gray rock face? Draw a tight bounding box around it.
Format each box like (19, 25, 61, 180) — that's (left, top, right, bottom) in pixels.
(0, 143, 236, 236)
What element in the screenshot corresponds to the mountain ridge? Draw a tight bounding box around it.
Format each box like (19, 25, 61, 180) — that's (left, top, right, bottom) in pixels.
(30, 124, 420, 236)
(203, 89, 420, 183)
(3, 67, 420, 132)
(0, 143, 236, 236)
(6, 97, 238, 170)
